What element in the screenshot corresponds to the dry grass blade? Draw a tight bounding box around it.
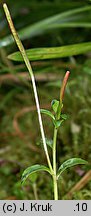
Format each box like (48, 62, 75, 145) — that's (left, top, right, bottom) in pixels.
(66, 170, 91, 199)
(0, 72, 61, 84)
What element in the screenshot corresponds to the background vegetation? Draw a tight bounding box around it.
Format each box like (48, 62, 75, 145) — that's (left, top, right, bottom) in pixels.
(0, 0, 91, 199)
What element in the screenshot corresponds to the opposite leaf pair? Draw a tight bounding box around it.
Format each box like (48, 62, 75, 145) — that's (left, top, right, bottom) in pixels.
(3, 4, 88, 200)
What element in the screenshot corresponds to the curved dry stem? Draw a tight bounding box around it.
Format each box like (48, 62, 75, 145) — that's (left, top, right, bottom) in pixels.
(3, 3, 53, 173)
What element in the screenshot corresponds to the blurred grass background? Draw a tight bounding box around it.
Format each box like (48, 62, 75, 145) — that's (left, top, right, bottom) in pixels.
(0, 0, 91, 199)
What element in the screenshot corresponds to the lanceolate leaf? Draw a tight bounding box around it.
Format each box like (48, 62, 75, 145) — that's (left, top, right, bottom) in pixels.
(57, 158, 88, 179)
(61, 114, 68, 120)
(46, 138, 53, 149)
(40, 109, 55, 120)
(53, 119, 64, 129)
(8, 41, 91, 62)
(40, 138, 53, 149)
(29, 173, 38, 183)
(1, 6, 91, 48)
(22, 164, 51, 184)
(51, 100, 59, 113)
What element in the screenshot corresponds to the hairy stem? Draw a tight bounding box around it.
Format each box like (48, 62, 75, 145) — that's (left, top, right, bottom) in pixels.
(53, 127, 58, 200)
(3, 3, 53, 173)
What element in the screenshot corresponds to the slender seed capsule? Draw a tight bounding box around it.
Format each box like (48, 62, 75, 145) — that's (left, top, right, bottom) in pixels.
(60, 71, 70, 101)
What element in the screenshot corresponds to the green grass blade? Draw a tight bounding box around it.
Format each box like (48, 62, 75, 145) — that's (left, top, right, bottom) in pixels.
(0, 6, 91, 48)
(8, 41, 91, 62)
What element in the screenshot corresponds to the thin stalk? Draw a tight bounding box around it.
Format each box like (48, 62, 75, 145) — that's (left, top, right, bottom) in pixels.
(32, 183, 38, 200)
(53, 127, 58, 200)
(3, 3, 53, 173)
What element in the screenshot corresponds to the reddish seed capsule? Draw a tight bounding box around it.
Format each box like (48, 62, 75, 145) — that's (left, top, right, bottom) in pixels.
(60, 71, 70, 101)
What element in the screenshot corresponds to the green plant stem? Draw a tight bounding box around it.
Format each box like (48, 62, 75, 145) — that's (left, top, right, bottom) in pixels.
(32, 183, 38, 200)
(53, 127, 58, 200)
(3, 3, 53, 173)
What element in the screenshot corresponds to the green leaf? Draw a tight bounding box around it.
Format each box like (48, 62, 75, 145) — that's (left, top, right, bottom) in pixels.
(51, 100, 59, 113)
(29, 173, 38, 183)
(1, 6, 91, 48)
(46, 138, 53, 149)
(8, 41, 91, 62)
(61, 114, 68, 120)
(22, 164, 51, 184)
(39, 138, 53, 149)
(53, 119, 64, 129)
(57, 158, 88, 179)
(40, 109, 55, 120)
